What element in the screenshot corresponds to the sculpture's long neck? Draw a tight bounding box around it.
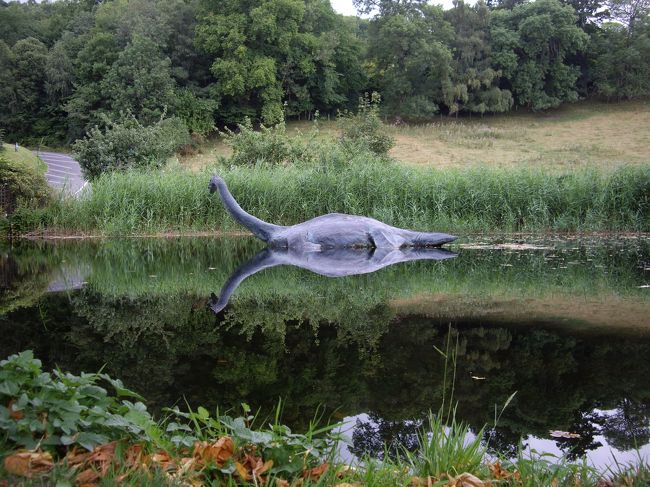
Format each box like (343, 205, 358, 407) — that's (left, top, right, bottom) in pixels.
(216, 179, 283, 242)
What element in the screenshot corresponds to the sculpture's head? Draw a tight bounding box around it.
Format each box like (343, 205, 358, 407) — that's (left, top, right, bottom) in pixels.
(209, 175, 223, 194)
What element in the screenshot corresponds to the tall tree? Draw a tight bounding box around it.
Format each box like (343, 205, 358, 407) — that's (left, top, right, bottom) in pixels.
(366, 2, 454, 118)
(491, 0, 589, 109)
(589, 16, 650, 98)
(443, 0, 513, 115)
(101, 35, 177, 124)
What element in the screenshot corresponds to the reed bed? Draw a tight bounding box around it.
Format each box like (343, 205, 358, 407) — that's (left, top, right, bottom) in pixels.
(32, 162, 650, 235)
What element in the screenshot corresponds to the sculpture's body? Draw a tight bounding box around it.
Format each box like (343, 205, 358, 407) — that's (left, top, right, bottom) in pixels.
(209, 176, 457, 249)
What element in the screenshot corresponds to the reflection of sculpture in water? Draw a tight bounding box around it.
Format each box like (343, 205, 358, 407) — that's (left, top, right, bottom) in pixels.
(209, 175, 457, 250)
(209, 246, 457, 313)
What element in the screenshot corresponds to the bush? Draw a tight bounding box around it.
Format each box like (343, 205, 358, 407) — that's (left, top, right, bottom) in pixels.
(221, 118, 322, 167)
(0, 350, 161, 451)
(0, 152, 50, 218)
(73, 114, 190, 180)
(174, 88, 217, 137)
(338, 92, 395, 157)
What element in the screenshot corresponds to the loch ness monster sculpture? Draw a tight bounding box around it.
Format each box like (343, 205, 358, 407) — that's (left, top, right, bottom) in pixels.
(209, 175, 457, 250)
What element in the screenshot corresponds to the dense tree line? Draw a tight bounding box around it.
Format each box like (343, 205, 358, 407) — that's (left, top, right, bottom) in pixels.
(0, 0, 649, 145)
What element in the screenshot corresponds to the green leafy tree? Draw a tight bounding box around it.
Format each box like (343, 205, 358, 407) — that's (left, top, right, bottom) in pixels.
(443, 0, 513, 115)
(9, 37, 49, 139)
(101, 35, 177, 125)
(73, 114, 190, 180)
(0, 39, 17, 135)
(589, 18, 650, 99)
(195, 0, 304, 124)
(65, 32, 120, 140)
(366, 2, 454, 118)
(491, 0, 589, 110)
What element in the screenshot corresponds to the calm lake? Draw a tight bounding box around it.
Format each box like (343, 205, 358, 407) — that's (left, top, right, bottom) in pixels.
(1, 236, 649, 469)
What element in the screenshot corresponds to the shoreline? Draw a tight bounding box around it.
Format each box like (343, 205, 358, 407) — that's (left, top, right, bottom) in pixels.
(8, 230, 650, 241)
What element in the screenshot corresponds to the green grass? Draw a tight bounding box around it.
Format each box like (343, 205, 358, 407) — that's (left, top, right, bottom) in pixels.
(28, 162, 650, 236)
(180, 101, 650, 171)
(1, 143, 47, 173)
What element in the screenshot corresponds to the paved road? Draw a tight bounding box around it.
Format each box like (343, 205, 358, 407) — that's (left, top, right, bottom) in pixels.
(35, 151, 88, 196)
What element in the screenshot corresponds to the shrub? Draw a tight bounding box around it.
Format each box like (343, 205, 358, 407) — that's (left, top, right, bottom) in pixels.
(174, 88, 217, 137)
(338, 92, 395, 157)
(73, 114, 190, 180)
(0, 153, 50, 218)
(0, 350, 162, 451)
(221, 118, 324, 167)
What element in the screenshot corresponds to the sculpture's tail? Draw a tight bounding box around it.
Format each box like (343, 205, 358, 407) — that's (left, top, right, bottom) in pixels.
(209, 176, 283, 242)
(406, 231, 457, 247)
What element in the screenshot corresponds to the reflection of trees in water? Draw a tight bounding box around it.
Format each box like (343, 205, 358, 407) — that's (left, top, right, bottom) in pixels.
(1, 288, 650, 457)
(600, 400, 650, 452)
(351, 413, 424, 460)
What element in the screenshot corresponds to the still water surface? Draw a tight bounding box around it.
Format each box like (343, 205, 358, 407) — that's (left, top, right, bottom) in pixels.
(1, 236, 649, 468)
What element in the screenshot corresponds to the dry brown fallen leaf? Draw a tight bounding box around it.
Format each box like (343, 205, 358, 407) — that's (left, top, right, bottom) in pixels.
(3, 450, 54, 478)
(446, 473, 487, 487)
(303, 462, 329, 480)
(488, 462, 521, 482)
(7, 400, 25, 421)
(193, 436, 234, 467)
(235, 453, 273, 482)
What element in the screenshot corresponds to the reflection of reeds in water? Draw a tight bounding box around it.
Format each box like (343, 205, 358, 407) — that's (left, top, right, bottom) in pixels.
(3, 237, 649, 331)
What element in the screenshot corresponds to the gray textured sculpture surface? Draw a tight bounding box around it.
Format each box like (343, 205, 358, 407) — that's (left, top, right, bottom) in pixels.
(209, 175, 457, 249)
(209, 246, 457, 314)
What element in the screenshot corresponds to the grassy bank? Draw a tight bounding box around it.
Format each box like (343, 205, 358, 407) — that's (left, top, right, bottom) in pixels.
(1, 351, 648, 486)
(14, 162, 650, 236)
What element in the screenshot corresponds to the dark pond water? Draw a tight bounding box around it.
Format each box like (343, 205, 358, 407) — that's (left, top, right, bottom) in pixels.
(1, 236, 649, 469)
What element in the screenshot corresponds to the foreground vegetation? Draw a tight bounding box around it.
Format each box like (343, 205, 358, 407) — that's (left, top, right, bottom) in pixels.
(1, 351, 648, 486)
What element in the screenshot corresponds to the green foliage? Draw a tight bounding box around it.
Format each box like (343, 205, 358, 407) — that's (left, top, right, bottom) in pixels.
(195, 0, 366, 124)
(404, 412, 487, 478)
(221, 117, 339, 167)
(0, 350, 163, 452)
(338, 92, 395, 156)
(491, 0, 589, 109)
(589, 20, 650, 99)
(73, 114, 190, 180)
(174, 88, 217, 136)
(24, 162, 650, 236)
(222, 118, 297, 166)
(0, 149, 50, 218)
(101, 35, 178, 125)
(166, 404, 337, 475)
(443, 1, 514, 115)
(366, 3, 454, 118)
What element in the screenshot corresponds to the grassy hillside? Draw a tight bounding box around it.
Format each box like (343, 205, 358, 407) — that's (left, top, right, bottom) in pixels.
(180, 101, 650, 171)
(1, 144, 47, 173)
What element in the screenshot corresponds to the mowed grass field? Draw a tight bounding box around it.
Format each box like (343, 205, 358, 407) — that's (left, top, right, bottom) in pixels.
(179, 100, 650, 171)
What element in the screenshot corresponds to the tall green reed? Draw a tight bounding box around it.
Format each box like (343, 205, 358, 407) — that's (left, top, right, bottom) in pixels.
(35, 162, 650, 236)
